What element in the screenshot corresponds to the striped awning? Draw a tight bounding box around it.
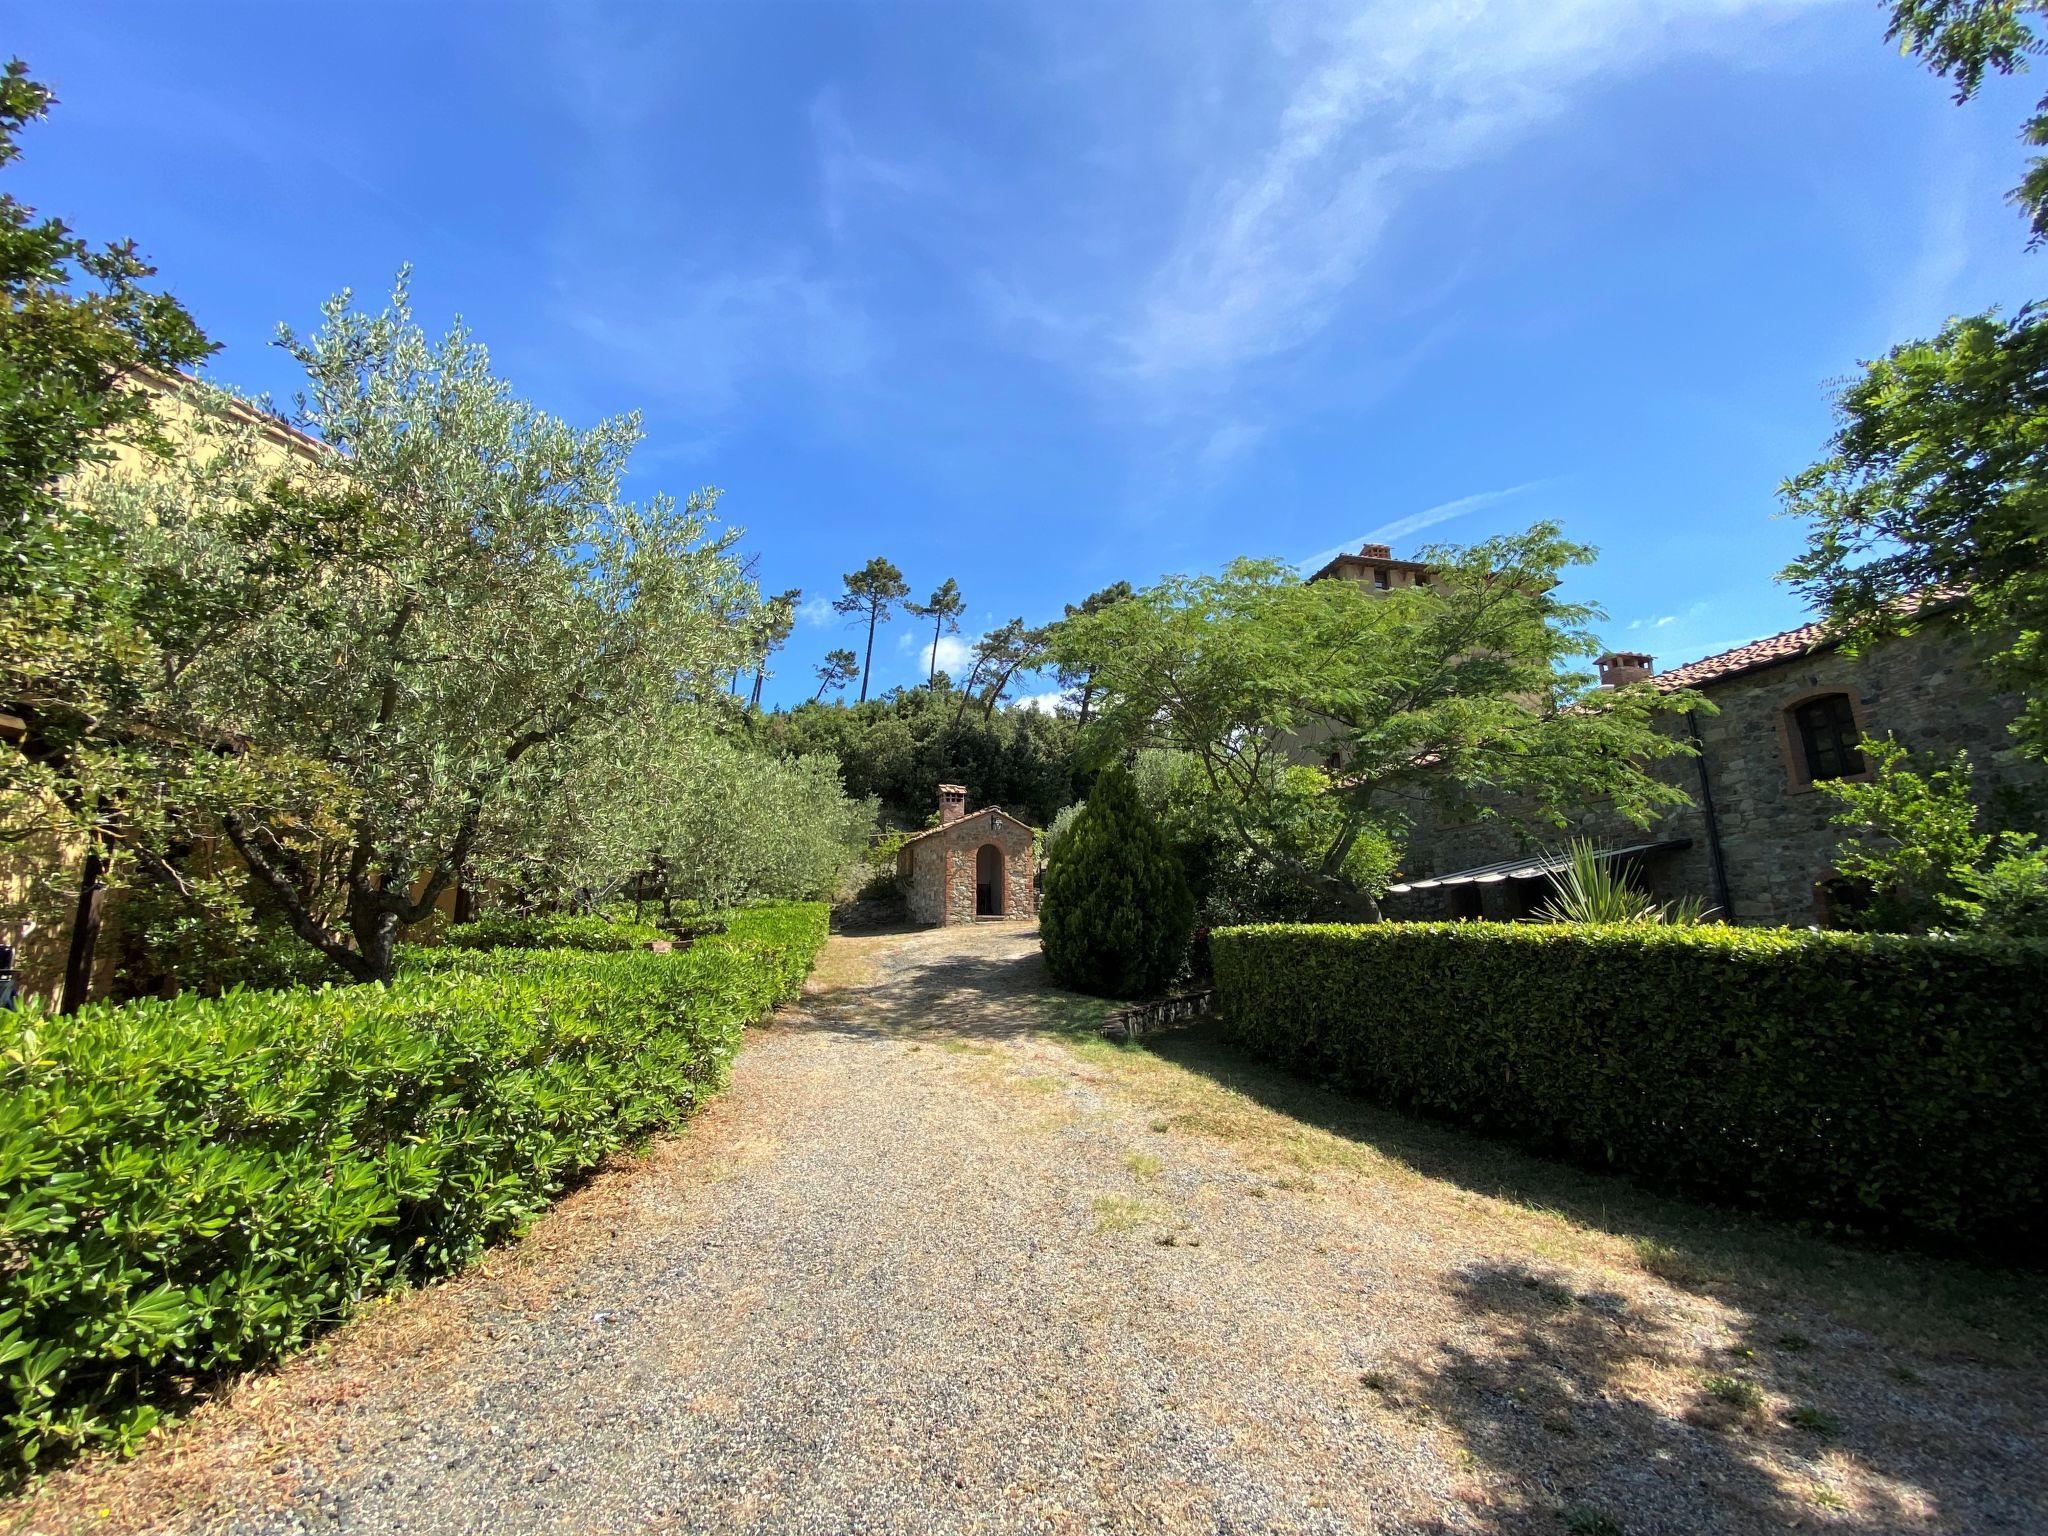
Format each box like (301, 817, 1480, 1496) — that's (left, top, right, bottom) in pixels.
(1384, 838, 1690, 895)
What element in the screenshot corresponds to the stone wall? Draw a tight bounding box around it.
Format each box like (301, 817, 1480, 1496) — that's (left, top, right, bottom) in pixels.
(1389, 619, 2045, 928)
(904, 838, 949, 926)
(901, 815, 1038, 927)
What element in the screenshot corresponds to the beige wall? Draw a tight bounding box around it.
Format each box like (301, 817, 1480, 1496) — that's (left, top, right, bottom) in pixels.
(3, 373, 330, 1003)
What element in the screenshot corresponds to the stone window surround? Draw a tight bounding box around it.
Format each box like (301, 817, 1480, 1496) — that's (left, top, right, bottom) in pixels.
(1774, 685, 1876, 796)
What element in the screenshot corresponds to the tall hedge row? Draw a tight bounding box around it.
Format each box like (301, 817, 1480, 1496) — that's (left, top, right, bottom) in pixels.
(1211, 922, 2047, 1252)
(0, 902, 827, 1479)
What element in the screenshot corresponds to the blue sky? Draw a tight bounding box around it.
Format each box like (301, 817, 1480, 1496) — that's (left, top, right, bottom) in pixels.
(13, 1, 2042, 707)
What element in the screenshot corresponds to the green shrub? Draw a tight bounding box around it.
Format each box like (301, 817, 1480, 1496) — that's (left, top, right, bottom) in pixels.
(0, 902, 826, 1479)
(1211, 921, 2047, 1252)
(444, 910, 669, 952)
(1040, 765, 1195, 998)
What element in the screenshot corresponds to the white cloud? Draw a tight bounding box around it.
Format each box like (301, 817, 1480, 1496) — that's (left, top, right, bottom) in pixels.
(1297, 481, 1545, 572)
(1010, 690, 1067, 715)
(898, 629, 975, 675)
(1627, 600, 1710, 634)
(797, 596, 837, 628)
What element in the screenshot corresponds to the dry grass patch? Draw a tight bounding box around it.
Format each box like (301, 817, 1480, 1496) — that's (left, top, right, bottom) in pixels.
(1090, 1194, 1168, 1235)
(1047, 1018, 2045, 1364)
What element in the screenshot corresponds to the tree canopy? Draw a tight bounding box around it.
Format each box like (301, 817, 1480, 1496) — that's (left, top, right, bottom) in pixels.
(1045, 525, 1699, 918)
(833, 556, 909, 704)
(758, 681, 1080, 830)
(75, 278, 763, 981)
(1781, 4, 2048, 758)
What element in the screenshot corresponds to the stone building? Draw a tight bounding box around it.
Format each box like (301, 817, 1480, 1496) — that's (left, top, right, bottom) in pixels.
(1312, 544, 2044, 928)
(896, 785, 1038, 926)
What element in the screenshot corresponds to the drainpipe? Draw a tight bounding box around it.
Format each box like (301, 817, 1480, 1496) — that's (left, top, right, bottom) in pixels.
(1686, 709, 1734, 922)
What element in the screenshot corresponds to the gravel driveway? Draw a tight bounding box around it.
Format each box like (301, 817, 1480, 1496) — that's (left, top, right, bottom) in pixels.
(7, 922, 2043, 1535)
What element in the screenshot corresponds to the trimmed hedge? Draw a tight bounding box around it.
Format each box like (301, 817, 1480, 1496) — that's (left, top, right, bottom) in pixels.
(1211, 922, 2047, 1252)
(0, 902, 827, 1479)
(443, 910, 671, 952)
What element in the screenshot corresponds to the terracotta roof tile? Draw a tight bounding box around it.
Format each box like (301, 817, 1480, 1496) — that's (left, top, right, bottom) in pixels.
(1648, 590, 1963, 693)
(1648, 619, 1837, 692)
(895, 807, 1037, 846)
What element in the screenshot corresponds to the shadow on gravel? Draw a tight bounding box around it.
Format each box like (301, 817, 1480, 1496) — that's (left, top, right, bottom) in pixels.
(792, 933, 1074, 1042)
(1132, 1025, 2046, 1532)
(1398, 1261, 1936, 1536)
(1140, 1020, 2044, 1362)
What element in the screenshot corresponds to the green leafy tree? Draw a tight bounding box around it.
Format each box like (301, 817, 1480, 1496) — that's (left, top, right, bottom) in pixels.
(953, 617, 1046, 723)
(906, 577, 966, 689)
(82, 278, 759, 982)
(1056, 581, 1134, 724)
(1781, 310, 2048, 756)
(0, 60, 213, 730)
(833, 556, 909, 703)
(1040, 764, 1194, 998)
(1888, 1, 2048, 242)
(758, 681, 1081, 828)
(1046, 524, 1699, 919)
(0, 60, 214, 1006)
(1819, 735, 2048, 934)
(1124, 746, 1396, 923)
(750, 587, 800, 709)
(487, 702, 872, 916)
(813, 647, 860, 701)
(1781, 5, 2048, 756)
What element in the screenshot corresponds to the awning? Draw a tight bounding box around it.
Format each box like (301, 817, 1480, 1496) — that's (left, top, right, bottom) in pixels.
(1384, 838, 1691, 895)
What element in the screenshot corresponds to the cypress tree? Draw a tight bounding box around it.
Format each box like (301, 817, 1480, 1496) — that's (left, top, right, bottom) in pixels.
(1039, 765, 1194, 997)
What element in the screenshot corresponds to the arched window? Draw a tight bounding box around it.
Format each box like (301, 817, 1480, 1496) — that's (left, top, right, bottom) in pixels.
(1790, 692, 1866, 783)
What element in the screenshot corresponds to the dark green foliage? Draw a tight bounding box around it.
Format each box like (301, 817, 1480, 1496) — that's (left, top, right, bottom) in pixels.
(1040, 766, 1195, 998)
(444, 910, 669, 952)
(0, 903, 827, 1479)
(757, 683, 1081, 829)
(1212, 922, 2047, 1252)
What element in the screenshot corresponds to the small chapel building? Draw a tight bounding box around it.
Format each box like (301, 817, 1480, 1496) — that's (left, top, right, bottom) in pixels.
(896, 785, 1038, 926)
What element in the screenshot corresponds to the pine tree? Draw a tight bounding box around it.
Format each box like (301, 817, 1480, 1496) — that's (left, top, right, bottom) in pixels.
(1040, 764, 1194, 998)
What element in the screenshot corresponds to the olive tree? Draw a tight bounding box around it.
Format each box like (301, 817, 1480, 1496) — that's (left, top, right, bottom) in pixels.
(85, 278, 760, 980)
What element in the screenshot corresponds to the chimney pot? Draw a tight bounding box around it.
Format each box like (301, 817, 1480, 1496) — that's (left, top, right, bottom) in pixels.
(1597, 652, 1655, 687)
(1358, 543, 1392, 560)
(938, 783, 967, 824)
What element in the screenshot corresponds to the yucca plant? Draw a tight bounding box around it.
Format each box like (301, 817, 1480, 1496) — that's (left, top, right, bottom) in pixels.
(1530, 839, 1715, 925)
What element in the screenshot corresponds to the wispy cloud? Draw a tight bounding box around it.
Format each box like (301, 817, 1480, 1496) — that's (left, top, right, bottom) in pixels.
(543, 16, 881, 419)
(990, 0, 1831, 416)
(812, 88, 943, 241)
(1010, 690, 1065, 715)
(1627, 600, 1711, 634)
(1296, 480, 1545, 572)
(797, 596, 837, 629)
(562, 260, 874, 417)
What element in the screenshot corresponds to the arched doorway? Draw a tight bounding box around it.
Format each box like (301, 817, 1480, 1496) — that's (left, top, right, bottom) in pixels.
(975, 843, 1005, 916)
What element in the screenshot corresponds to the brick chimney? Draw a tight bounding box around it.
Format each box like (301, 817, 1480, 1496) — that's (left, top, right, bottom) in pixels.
(1596, 652, 1655, 687)
(938, 783, 967, 824)
(1358, 542, 1392, 560)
